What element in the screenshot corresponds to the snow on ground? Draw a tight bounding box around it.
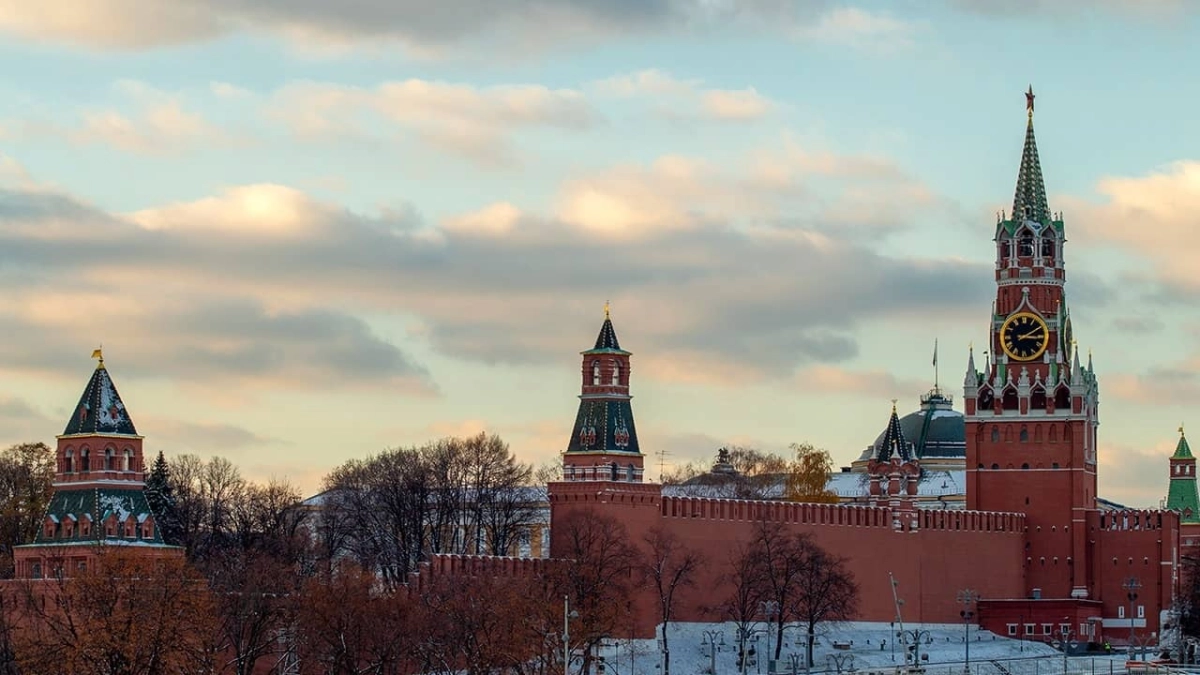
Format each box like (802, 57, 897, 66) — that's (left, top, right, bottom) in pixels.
(592, 623, 1140, 675)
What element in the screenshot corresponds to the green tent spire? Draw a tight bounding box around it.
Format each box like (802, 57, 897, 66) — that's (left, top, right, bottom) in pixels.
(1167, 424, 1200, 524)
(1011, 86, 1051, 226)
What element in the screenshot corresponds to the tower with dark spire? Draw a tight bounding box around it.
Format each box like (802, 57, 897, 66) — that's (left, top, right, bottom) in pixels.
(13, 350, 180, 579)
(963, 89, 1100, 601)
(562, 305, 645, 482)
(866, 401, 920, 513)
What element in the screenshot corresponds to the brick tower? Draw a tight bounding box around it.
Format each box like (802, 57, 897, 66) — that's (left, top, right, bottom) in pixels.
(962, 88, 1100, 600)
(1166, 426, 1200, 547)
(13, 351, 180, 579)
(561, 305, 645, 482)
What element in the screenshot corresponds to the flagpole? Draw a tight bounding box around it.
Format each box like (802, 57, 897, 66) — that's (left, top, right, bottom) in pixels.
(933, 338, 939, 394)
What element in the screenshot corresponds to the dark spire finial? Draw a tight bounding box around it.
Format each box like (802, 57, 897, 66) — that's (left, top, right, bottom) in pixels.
(1026, 85, 1035, 117)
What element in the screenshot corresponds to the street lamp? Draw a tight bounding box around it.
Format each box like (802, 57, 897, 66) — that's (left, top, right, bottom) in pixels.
(899, 628, 931, 669)
(1124, 577, 1142, 653)
(957, 589, 980, 674)
(703, 630, 725, 675)
(1052, 619, 1073, 674)
(563, 595, 579, 675)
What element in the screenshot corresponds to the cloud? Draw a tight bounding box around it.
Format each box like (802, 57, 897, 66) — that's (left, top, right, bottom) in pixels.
(591, 69, 776, 122)
(0, 1, 920, 58)
(949, 0, 1190, 19)
(0, 395, 56, 445)
(266, 79, 596, 166)
(1098, 441, 1172, 508)
(0, 182, 434, 395)
(139, 417, 282, 453)
(1105, 357, 1200, 406)
(794, 7, 924, 52)
(795, 365, 929, 399)
(0, 138, 980, 390)
(1063, 161, 1200, 303)
(10, 80, 230, 156)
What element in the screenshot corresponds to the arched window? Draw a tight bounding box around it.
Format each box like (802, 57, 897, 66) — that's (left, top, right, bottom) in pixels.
(1030, 387, 1047, 411)
(1040, 237, 1055, 263)
(979, 387, 994, 410)
(1055, 386, 1071, 411)
(991, 463, 999, 470)
(1049, 425, 1058, 443)
(123, 449, 132, 472)
(1018, 232, 1034, 257)
(80, 449, 90, 473)
(1019, 427, 1029, 442)
(612, 362, 621, 386)
(1021, 463, 1030, 470)
(592, 361, 601, 385)
(991, 427, 1000, 443)
(104, 448, 113, 471)
(64, 449, 74, 473)
(1002, 387, 1019, 411)
(627, 464, 635, 482)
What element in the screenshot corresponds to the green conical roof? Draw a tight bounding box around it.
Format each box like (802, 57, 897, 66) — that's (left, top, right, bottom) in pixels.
(1011, 87, 1050, 226)
(1174, 429, 1193, 459)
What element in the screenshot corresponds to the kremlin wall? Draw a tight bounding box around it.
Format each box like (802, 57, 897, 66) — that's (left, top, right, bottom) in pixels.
(544, 91, 1188, 646)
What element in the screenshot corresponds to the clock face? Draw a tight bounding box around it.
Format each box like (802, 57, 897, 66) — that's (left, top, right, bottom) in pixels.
(1001, 312, 1049, 361)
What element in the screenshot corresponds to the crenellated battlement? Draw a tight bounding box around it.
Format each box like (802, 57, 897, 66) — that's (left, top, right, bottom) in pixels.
(426, 553, 557, 578)
(657, 495, 1026, 533)
(547, 480, 662, 504)
(661, 496, 890, 527)
(1098, 508, 1176, 533)
(918, 508, 1025, 532)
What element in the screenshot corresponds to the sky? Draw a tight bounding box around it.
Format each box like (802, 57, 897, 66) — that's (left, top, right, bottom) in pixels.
(0, 0, 1198, 507)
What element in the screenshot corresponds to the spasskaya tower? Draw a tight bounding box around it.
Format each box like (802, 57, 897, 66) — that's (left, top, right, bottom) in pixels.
(963, 88, 1100, 600)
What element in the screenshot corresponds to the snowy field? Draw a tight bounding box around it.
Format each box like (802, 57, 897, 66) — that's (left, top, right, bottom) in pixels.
(591, 623, 1147, 675)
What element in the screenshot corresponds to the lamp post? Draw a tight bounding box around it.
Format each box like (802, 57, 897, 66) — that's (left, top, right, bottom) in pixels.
(563, 595, 579, 675)
(1124, 577, 1142, 653)
(957, 589, 979, 674)
(1052, 619, 1073, 675)
(703, 630, 725, 675)
(899, 628, 931, 669)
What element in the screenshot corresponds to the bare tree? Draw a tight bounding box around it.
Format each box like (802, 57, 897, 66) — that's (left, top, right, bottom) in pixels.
(789, 541, 858, 668)
(749, 520, 807, 662)
(12, 547, 217, 673)
(205, 551, 296, 675)
(323, 433, 537, 583)
(169, 453, 207, 555)
(554, 508, 641, 674)
(642, 527, 703, 675)
(719, 541, 770, 670)
(294, 561, 417, 675)
(744, 520, 859, 667)
(0, 442, 54, 577)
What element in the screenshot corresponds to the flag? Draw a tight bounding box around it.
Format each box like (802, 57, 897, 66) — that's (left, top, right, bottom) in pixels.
(932, 339, 938, 367)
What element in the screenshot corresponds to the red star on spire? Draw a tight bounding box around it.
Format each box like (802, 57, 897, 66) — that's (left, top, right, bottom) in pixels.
(1025, 85, 1035, 115)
